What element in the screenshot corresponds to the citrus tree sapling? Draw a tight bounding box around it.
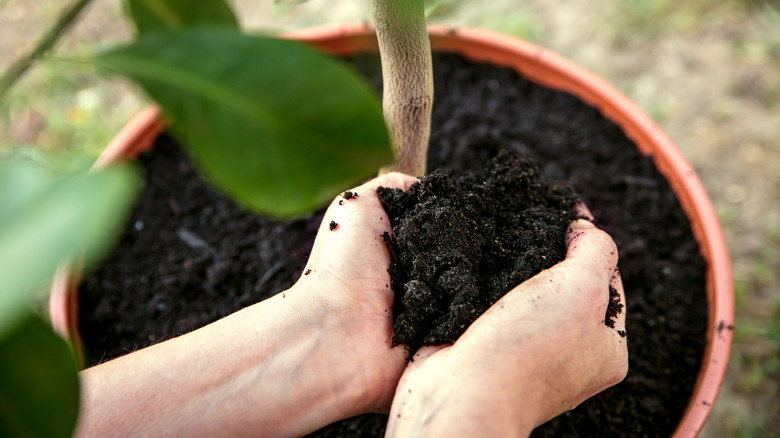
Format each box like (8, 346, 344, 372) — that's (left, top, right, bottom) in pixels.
(373, 0, 433, 177)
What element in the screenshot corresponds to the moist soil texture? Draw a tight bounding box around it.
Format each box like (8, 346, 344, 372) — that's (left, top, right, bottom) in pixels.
(78, 52, 707, 437)
(78, 135, 323, 358)
(377, 151, 578, 354)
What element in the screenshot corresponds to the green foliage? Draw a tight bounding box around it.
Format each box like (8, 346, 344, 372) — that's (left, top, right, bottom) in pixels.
(0, 156, 140, 334)
(125, 0, 239, 33)
(0, 154, 138, 438)
(0, 314, 80, 438)
(95, 28, 393, 217)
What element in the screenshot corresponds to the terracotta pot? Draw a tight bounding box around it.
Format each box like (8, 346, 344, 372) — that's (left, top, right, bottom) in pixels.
(50, 23, 733, 437)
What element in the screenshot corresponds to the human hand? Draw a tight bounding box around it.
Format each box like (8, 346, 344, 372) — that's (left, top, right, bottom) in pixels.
(76, 173, 419, 438)
(385, 214, 628, 437)
(293, 172, 418, 415)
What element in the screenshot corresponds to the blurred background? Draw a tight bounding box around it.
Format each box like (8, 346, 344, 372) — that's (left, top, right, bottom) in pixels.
(1, 0, 778, 436)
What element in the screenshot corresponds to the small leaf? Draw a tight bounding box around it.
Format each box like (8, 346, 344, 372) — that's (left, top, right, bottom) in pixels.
(0, 159, 139, 333)
(0, 314, 80, 438)
(95, 28, 393, 217)
(126, 0, 238, 33)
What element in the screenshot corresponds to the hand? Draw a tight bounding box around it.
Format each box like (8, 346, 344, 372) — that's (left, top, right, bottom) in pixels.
(385, 215, 628, 437)
(294, 171, 419, 414)
(76, 173, 418, 438)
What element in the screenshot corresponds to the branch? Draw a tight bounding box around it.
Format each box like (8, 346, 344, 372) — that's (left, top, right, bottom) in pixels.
(0, 0, 94, 101)
(372, 0, 433, 177)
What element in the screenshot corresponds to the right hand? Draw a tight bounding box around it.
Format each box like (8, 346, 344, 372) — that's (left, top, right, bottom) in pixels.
(386, 216, 628, 437)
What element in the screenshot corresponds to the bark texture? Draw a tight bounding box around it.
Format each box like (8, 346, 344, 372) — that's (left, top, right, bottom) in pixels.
(372, 0, 433, 177)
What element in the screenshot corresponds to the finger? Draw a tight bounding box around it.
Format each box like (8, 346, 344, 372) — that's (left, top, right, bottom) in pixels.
(564, 218, 594, 248)
(563, 220, 618, 283)
(574, 202, 595, 222)
(317, 173, 418, 234)
(365, 171, 419, 194)
(304, 173, 417, 284)
(325, 172, 418, 223)
(555, 220, 621, 322)
(333, 172, 418, 211)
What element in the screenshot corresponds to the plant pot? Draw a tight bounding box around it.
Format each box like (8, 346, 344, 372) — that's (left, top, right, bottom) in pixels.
(50, 23, 733, 437)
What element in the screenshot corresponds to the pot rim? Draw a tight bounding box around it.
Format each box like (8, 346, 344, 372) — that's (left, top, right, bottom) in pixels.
(287, 23, 734, 437)
(51, 23, 733, 437)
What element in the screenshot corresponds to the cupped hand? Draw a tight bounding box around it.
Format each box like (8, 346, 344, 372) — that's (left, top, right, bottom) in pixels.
(385, 213, 628, 437)
(294, 172, 418, 415)
(76, 173, 420, 438)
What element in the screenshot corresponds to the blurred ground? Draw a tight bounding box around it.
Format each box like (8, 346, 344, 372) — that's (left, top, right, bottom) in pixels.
(1, 0, 778, 436)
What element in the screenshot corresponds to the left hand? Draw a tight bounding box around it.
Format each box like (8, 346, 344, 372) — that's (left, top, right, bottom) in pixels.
(296, 171, 418, 414)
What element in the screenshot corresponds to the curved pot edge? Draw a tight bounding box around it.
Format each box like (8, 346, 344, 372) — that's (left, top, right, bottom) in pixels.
(286, 24, 734, 435)
(50, 23, 733, 438)
(427, 26, 735, 437)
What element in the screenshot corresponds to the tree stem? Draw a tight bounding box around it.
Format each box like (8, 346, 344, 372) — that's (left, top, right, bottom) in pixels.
(372, 0, 433, 177)
(0, 0, 94, 101)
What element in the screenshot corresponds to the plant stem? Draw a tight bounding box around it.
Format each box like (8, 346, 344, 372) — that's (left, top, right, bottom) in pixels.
(0, 0, 94, 101)
(372, 0, 433, 177)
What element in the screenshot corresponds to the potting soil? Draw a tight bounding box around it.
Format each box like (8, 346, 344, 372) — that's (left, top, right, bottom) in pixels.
(378, 151, 579, 354)
(79, 53, 707, 437)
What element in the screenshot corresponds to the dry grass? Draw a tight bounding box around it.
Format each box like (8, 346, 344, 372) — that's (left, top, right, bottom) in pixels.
(1, 0, 778, 435)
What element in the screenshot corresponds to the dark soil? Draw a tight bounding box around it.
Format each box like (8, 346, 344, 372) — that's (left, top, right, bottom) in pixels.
(78, 52, 707, 437)
(605, 284, 625, 329)
(78, 136, 322, 358)
(378, 151, 578, 354)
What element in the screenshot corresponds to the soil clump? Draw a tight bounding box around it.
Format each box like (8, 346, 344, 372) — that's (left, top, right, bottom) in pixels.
(378, 151, 578, 353)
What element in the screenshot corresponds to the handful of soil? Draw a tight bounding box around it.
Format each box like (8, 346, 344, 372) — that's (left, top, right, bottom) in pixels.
(378, 150, 578, 353)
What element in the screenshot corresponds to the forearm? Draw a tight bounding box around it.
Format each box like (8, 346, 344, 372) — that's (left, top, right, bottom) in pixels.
(385, 350, 537, 438)
(76, 283, 364, 438)
(76, 173, 416, 437)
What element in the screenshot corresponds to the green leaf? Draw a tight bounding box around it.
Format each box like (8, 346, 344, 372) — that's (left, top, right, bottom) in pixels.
(0, 159, 139, 333)
(126, 0, 238, 33)
(0, 314, 80, 438)
(95, 28, 393, 217)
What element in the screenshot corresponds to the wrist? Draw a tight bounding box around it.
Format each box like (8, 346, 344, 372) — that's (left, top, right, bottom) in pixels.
(387, 347, 540, 438)
(250, 283, 372, 429)
(291, 272, 407, 414)
(450, 342, 550, 429)
(279, 281, 404, 415)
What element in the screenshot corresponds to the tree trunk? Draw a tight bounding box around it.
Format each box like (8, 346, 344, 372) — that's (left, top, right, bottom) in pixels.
(372, 0, 433, 177)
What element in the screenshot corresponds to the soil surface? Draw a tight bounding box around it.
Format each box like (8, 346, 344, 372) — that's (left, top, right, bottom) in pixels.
(78, 53, 707, 437)
(378, 151, 578, 353)
(78, 136, 322, 358)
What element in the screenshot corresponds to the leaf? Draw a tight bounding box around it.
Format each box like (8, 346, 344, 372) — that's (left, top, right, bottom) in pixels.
(0, 314, 80, 438)
(95, 28, 393, 217)
(0, 156, 52, 224)
(0, 159, 139, 333)
(126, 0, 239, 33)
